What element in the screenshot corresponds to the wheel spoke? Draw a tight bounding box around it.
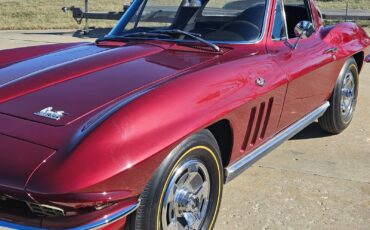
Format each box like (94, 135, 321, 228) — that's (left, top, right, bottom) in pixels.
(176, 171, 189, 186)
(167, 221, 179, 230)
(344, 74, 351, 85)
(341, 88, 348, 97)
(188, 163, 199, 173)
(339, 71, 356, 123)
(177, 222, 189, 230)
(195, 181, 209, 199)
(183, 172, 203, 193)
(183, 211, 201, 230)
(167, 184, 177, 203)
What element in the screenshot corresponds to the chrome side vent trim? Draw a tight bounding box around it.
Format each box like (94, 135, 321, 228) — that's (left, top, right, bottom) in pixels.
(26, 202, 65, 217)
(225, 101, 330, 183)
(0, 194, 65, 217)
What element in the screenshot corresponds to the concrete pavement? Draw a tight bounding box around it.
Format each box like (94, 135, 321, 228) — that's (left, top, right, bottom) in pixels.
(0, 30, 95, 50)
(0, 29, 369, 230)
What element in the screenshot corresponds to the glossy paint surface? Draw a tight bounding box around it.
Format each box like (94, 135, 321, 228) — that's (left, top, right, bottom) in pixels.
(0, 0, 369, 228)
(0, 134, 55, 200)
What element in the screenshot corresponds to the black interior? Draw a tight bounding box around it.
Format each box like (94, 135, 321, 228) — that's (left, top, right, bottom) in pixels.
(224, 1, 266, 30)
(223, 0, 265, 9)
(171, 7, 200, 30)
(284, 5, 312, 38)
(193, 2, 266, 41)
(124, 0, 267, 42)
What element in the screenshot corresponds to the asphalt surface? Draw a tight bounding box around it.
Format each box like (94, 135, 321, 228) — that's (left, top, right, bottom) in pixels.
(322, 9, 370, 21)
(0, 29, 369, 230)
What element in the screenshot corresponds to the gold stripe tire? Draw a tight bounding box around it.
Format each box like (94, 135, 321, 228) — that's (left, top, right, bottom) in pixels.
(125, 130, 223, 230)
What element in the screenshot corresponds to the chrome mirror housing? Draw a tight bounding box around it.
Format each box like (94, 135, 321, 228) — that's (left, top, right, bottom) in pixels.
(182, 0, 202, 7)
(294, 21, 315, 39)
(286, 21, 315, 49)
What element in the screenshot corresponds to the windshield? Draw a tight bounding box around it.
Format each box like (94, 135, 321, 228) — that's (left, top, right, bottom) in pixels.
(109, 0, 268, 43)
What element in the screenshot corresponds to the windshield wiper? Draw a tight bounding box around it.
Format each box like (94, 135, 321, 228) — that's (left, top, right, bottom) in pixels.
(97, 30, 221, 52)
(152, 29, 221, 52)
(96, 32, 172, 43)
(122, 32, 172, 38)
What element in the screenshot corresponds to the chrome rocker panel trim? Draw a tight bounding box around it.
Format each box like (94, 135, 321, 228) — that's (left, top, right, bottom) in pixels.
(0, 202, 139, 230)
(225, 101, 330, 183)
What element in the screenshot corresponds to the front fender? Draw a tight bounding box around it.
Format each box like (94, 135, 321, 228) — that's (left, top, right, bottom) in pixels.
(25, 50, 287, 205)
(321, 23, 370, 60)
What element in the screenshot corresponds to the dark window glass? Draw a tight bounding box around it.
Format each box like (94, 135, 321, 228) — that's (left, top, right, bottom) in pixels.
(284, 0, 313, 38)
(115, 0, 268, 43)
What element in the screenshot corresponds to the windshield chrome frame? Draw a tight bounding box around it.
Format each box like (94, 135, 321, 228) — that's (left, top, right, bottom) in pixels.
(108, 0, 270, 45)
(271, 0, 289, 41)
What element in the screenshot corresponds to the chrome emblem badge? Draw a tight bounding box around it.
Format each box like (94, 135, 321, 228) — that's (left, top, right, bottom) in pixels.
(256, 77, 266, 87)
(34, 107, 66, 121)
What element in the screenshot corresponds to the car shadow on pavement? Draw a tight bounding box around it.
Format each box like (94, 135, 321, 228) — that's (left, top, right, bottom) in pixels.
(291, 122, 332, 140)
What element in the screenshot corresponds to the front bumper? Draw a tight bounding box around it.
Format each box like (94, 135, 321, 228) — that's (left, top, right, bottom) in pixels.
(0, 202, 139, 230)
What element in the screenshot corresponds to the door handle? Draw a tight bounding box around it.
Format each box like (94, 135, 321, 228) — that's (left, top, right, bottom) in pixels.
(324, 47, 338, 54)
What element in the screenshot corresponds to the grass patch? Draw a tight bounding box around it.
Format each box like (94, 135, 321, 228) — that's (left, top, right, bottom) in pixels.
(0, 0, 128, 30)
(315, 0, 370, 11)
(0, 0, 369, 30)
(315, 0, 370, 27)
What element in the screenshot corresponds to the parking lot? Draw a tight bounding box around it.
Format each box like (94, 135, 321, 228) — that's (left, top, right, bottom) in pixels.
(0, 29, 369, 229)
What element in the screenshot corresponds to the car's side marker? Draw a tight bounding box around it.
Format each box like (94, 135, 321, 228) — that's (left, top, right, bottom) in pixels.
(365, 54, 370, 63)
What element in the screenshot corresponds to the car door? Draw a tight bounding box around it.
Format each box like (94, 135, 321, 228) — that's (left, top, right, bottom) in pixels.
(266, 0, 342, 130)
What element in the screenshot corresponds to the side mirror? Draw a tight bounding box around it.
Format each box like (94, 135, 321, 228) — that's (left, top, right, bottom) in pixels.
(294, 21, 314, 39)
(288, 21, 314, 49)
(182, 0, 202, 7)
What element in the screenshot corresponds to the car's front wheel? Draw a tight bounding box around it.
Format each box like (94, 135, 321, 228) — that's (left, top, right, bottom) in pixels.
(126, 130, 223, 230)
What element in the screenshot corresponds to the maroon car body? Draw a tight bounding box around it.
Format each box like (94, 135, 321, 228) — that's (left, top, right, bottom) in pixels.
(0, 0, 369, 229)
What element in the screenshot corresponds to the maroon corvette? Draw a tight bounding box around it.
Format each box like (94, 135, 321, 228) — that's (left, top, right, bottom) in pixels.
(0, 0, 370, 229)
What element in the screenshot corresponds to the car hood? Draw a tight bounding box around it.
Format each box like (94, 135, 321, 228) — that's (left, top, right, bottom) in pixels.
(0, 42, 218, 126)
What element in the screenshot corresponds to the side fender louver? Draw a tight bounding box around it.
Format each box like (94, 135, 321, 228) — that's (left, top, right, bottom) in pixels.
(241, 97, 274, 152)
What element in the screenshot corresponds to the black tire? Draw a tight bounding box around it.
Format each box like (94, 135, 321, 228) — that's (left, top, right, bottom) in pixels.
(319, 57, 359, 134)
(126, 130, 223, 230)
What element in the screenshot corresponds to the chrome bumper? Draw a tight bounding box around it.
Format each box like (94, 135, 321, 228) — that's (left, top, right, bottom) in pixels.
(0, 202, 139, 230)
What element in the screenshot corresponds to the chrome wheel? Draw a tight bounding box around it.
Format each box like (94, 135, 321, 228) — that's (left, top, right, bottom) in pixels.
(340, 71, 356, 123)
(161, 160, 210, 230)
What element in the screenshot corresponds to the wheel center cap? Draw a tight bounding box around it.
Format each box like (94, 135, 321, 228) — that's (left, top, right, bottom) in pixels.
(174, 189, 199, 215)
(342, 88, 353, 98)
